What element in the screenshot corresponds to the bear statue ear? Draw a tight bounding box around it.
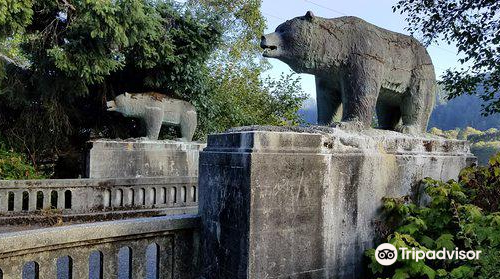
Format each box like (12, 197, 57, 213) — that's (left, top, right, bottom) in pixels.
(305, 11, 315, 20)
(125, 92, 131, 97)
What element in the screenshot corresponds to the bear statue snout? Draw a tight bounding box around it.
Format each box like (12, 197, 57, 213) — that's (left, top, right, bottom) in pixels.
(260, 32, 280, 58)
(106, 100, 117, 112)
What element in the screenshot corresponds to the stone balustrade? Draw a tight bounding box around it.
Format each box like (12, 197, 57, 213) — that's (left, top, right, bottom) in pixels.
(0, 215, 200, 278)
(0, 176, 198, 215)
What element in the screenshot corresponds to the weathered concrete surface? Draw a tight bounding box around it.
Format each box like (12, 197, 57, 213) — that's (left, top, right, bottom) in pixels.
(0, 215, 200, 278)
(261, 12, 436, 134)
(0, 176, 197, 218)
(199, 127, 475, 279)
(86, 139, 204, 178)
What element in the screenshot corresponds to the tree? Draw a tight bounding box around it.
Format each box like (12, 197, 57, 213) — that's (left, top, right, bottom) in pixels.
(0, 0, 307, 177)
(394, 0, 500, 115)
(188, 0, 307, 137)
(0, 0, 222, 176)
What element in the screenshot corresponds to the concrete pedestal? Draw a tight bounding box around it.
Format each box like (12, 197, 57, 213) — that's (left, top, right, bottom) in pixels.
(86, 139, 204, 178)
(199, 126, 475, 279)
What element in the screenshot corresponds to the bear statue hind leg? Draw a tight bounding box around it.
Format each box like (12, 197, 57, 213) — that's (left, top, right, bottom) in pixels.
(398, 77, 435, 135)
(179, 110, 197, 142)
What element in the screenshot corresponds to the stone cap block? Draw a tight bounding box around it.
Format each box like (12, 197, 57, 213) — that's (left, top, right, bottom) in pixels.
(87, 138, 206, 151)
(204, 125, 474, 157)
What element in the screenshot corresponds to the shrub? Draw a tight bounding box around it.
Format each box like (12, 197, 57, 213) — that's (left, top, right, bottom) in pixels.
(429, 127, 444, 137)
(429, 127, 460, 139)
(471, 141, 500, 166)
(0, 141, 46, 180)
(366, 154, 500, 279)
(457, 127, 483, 140)
(468, 131, 500, 143)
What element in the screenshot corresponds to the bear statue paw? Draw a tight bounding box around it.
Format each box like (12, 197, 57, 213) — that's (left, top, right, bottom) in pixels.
(330, 121, 366, 131)
(395, 124, 421, 135)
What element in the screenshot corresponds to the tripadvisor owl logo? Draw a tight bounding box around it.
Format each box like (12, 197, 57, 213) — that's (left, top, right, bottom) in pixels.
(375, 243, 398, 266)
(375, 243, 482, 266)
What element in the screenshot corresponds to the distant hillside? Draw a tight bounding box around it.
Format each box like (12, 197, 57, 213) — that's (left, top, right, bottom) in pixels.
(429, 85, 500, 130)
(298, 98, 317, 125)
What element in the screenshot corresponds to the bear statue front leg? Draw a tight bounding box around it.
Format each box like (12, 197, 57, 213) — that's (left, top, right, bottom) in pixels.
(335, 57, 383, 131)
(316, 77, 342, 125)
(144, 106, 164, 140)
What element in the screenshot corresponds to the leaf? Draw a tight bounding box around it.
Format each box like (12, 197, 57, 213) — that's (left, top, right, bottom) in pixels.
(393, 269, 410, 279)
(435, 234, 455, 250)
(420, 235, 435, 248)
(450, 265, 474, 278)
(437, 269, 447, 276)
(421, 265, 436, 279)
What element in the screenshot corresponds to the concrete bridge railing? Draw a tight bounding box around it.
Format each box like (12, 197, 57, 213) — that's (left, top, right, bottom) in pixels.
(0, 215, 200, 279)
(0, 177, 198, 215)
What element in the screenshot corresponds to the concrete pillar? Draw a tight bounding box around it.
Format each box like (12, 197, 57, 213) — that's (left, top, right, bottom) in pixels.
(199, 128, 476, 279)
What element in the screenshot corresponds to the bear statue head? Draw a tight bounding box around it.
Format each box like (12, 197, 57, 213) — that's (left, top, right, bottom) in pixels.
(107, 92, 133, 115)
(261, 11, 317, 73)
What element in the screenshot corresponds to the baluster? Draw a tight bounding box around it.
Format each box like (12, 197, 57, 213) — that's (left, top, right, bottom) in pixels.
(101, 249, 117, 279)
(29, 190, 37, 212)
(145, 187, 153, 207)
(14, 190, 23, 211)
(131, 244, 145, 279)
(0, 190, 8, 211)
(43, 190, 52, 209)
(71, 251, 89, 279)
(57, 190, 65, 209)
(159, 238, 174, 279)
(124, 188, 133, 207)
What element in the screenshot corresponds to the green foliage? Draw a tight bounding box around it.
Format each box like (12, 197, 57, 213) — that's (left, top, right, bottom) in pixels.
(0, 0, 32, 40)
(394, 1, 500, 115)
(191, 0, 265, 57)
(366, 154, 500, 278)
(193, 67, 306, 139)
(428, 127, 460, 140)
(469, 131, 500, 143)
(187, 0, 306, 139)
(429, 127, 445, 137)
(428, 127, 500, 165)
(0, 1, 216, 175)
(457, 127, 482, 141)
(471, 142, 500, 166)
(0, 139, 45, 180)
(0, 0, 307, 176)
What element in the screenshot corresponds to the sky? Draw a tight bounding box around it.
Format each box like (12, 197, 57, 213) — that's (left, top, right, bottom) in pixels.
(260, 0, 463, 99)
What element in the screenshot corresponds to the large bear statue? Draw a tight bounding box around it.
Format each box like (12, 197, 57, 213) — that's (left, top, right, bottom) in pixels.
(261, 11, 436, 134)
(107, 92, 197, 141)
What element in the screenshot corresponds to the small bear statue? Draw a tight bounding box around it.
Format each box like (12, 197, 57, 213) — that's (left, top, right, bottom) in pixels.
(107, 92, 197, 141)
